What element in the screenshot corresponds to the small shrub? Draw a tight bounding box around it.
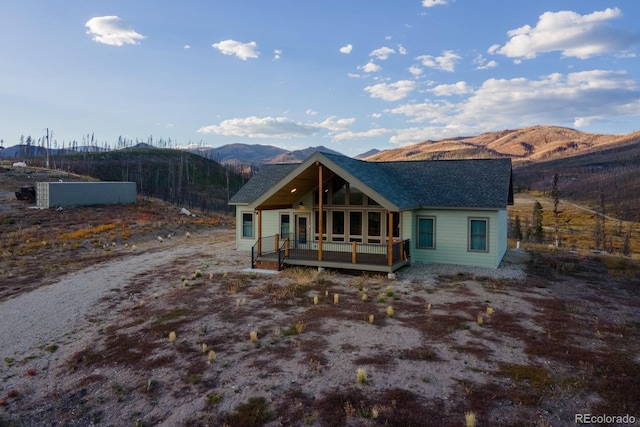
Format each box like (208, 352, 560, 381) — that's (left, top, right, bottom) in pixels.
(206, 393, 223, 405)
(250, 330, 258, 342)
(313, 295, 318, 305)
(477, 316, 483, 326)
(168, 331, 176, 343)
(385, 286, 394, 298)
(386, 305, 394, 318)
(356, 367, 367, 385)
(224, 397, 274, 426)
(486, 307, 494, 316)
(295, 321, 306, 334)
(368, 314, 374, 324)
(208, 350, 216, 364)
(361, 293, 368, 302)
(465, 411, 477, 427)
(334, 294, 339, 304)
(44, 344, 59, 353)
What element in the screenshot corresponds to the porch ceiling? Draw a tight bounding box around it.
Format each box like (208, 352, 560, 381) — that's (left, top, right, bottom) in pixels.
(256, 164, 336, 210)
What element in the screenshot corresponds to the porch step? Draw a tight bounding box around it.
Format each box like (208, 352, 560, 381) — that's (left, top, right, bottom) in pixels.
(253, 260, 280, 271)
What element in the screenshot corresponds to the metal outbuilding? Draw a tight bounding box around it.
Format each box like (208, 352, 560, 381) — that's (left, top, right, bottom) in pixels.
(36, 182, 137, 208)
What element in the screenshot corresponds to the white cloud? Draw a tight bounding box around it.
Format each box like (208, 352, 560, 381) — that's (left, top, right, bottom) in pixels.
(422, 0, 449, 7)
(416, 50, 461, 72)
(212, 40, 259, 60)
(358, 61, 381, 73)
(364, 80, 416, 102)
(369, 46, 395, 60)
(386, 69, 640, 144)
(387, 99, 456, 123)
(492, 8, 638, 59)
(306, 109, 317, 116)
(273, 49, 282, 60)
(397, 44, 408, 55)
(473, 54, 498, 70)
(347, 73, 361, 78)
(333, 128, 393, 141)
(85, 16, 146, 46)
(391, 125, 471, 146)
(408, 66, 423, 77)
(184, 45, 191, 49)
(430, 81, 472, 96)
(314, 116, 356, 132)
(197, 115, 358, 139)
(340, 44, 353, 54)
(573, 117, 595, 128)
(197, 116, 319, 138)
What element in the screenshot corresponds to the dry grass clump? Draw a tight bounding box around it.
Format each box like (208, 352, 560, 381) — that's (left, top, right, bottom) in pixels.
(57, 224, 117, 241)
(295, 321, 306, 334)
(465, 411, 477, 427)
(356, 367, 367, 385)
(280, 267, 327, 286)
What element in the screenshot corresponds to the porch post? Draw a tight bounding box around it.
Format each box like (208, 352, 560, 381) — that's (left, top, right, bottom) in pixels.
(257, 209, 262, 256)
(388, 211, 393, 267)
(275, 233, 279, 252)
(352, 241, 357, 264)
(317, 161, 323, 261)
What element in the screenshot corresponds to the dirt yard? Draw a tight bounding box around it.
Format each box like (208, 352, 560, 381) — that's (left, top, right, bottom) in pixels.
(1, 168, 640, 426)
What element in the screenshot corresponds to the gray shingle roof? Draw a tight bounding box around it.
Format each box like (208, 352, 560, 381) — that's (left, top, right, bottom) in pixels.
(229, 163, 297, 204)
(230, 152, 512, 210)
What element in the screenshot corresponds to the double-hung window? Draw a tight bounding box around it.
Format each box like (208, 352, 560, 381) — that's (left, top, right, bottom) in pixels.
(469, 218, 488, 252)
(242, 212, 254, 238)
(280, 214, 290, 238)
(417, 216, 435, 249)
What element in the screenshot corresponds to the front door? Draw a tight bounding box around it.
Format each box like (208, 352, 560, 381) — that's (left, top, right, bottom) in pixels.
(296, 214, 309, 245)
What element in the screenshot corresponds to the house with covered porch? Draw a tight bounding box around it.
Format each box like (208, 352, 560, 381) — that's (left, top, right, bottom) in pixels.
(229, 151, 513, 274)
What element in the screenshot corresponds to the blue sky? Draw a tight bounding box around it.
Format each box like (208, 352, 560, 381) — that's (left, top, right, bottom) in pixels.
(1, 0, 639, 156)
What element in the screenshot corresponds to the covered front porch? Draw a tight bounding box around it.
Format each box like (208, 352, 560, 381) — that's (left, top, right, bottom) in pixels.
(251, 233, 411, 273)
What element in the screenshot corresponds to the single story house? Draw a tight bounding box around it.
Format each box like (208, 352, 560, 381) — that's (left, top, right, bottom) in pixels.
(229, 151, 513, 273)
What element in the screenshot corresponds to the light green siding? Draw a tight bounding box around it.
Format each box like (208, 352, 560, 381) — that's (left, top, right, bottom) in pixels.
(235, 208, 291, 251)
(409, 209, 504, 268)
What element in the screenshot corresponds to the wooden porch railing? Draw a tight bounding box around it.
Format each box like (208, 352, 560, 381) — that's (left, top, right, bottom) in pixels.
(253, 234, 410, 269)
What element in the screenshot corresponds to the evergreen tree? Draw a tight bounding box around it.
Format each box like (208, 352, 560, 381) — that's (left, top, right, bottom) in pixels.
(532, 201, 544, 243)
(513, 215, 523, 241)
(552, 173, 561, 247)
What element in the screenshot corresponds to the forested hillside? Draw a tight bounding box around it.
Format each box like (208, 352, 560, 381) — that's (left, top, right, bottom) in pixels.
(513, 136, 640, 221)
(28, 147, 248, 212)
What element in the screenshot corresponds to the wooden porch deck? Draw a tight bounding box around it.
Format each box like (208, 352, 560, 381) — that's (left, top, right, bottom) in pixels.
(255, 246, 410, 273)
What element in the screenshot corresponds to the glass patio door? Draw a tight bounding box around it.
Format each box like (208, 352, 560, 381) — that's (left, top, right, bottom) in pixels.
(296, 214, 309, 245)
